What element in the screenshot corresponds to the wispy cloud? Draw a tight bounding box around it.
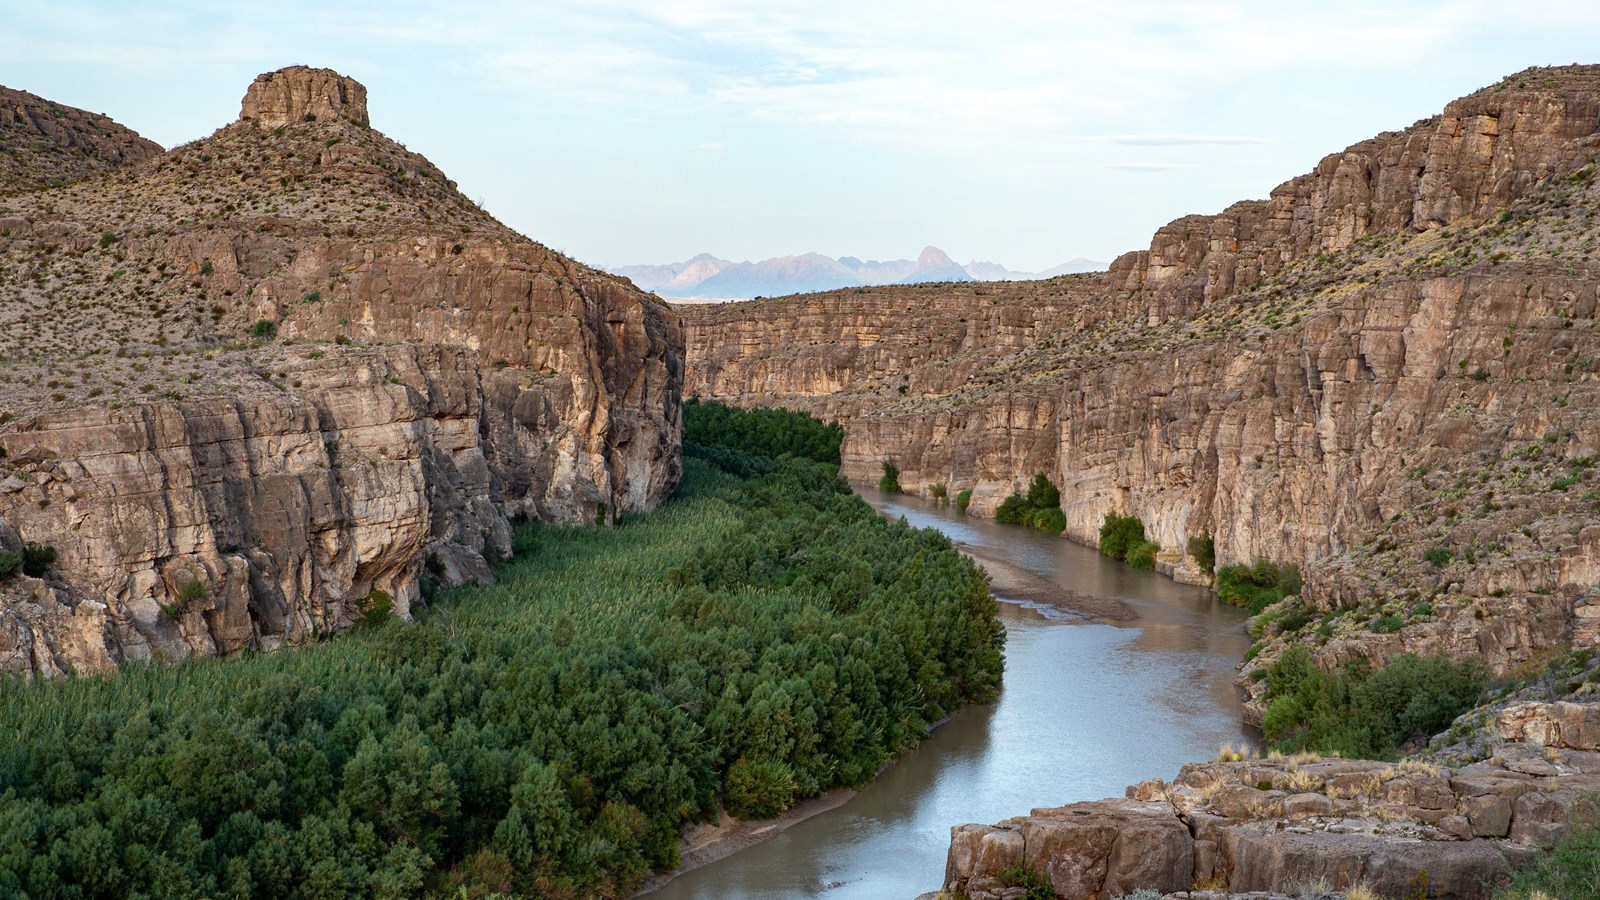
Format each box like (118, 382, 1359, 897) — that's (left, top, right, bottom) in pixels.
(1087, 134, 1268, 146)
(1105, 162, 1196, 171)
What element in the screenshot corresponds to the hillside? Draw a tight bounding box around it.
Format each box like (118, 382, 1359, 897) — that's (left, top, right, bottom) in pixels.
(0, 84, 163, 191)
(0, 66, 683, 677)
(681, 64, 1600, 695)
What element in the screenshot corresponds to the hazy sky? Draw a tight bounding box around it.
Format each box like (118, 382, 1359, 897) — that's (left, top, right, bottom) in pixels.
(6, 2, 1599, 271)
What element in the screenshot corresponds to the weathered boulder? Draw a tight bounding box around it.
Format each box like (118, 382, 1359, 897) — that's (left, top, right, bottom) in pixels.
(1495, 701, 1600, 750)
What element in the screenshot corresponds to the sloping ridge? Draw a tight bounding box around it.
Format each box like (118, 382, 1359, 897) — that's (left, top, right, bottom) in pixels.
(0, 85, 164, 191)
(0, 66, 684, 676)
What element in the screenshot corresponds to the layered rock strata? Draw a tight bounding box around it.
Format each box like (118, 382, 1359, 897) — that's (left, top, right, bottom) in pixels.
(0, 67, 682, 676)
(943, 708, 1600, 899)
(681, 66, 1600, 676)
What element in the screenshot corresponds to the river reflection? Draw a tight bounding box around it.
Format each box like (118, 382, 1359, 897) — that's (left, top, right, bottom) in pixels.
(646, 489, 1254, 899)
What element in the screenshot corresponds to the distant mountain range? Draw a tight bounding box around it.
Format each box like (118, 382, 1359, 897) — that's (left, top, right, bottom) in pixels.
(610, 246, 1105, 299)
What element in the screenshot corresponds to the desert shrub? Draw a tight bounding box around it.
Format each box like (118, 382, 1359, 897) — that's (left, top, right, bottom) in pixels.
(997, 861, 1056, 900)
(1424, 547, 1453, 567)
(1496, 803, 1600, 899)
(20, 543, 56, 577)
(930, 482, 948, 504)
(1187, 533, 1216, 574)
(1127, 540, 1160, 569)
(682, 398, 843, 468)
(177, 579, 207, 603)
(1031, 507, 1066, 534)
(1261, 645, 1488, 758)
(1098, 512, 1145, 561)
(879, 459, 902, 492)
(1371, 614, 1405, 634)
(359, 589, 394, 627)
(955, 489, 972, 513)
(250, 319, 277, 339)
(0, 550, 21, 577)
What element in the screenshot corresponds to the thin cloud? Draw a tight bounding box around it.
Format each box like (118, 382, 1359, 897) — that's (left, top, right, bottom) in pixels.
(1105, 162, 1196, 171)
(1087, 134, 1268, 146)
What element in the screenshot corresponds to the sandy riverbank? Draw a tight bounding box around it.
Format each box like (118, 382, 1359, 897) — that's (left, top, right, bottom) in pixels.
(629, 789, 858, 897)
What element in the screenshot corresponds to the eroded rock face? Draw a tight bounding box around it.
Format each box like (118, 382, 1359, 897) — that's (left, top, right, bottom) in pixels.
(239, 65, 369, 128)
(681, 65, 1600, 674)
(0, 69, 682, 676)
(944, 733, 1600, 899)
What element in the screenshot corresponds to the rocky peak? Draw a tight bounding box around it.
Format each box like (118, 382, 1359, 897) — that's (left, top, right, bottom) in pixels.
(240, 65, 369, 128)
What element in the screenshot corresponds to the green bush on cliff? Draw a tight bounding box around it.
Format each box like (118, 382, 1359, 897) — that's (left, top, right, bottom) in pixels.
(1098, 512, 1145, 561)
(1025, 473, 1059, 510)
(995, 493, 1031, 524)
(879, 459, 902, 492)
(1261, 645, 1488, 758)
(0, 402, 1005, 898)
(1030, 507, 1066, 534)
(995, 475, 1064, 530)
(955, 489, 973, 512)
(1187, 533, 1216, 575)
(0, 551, 20, 577)
(1216, 558, 1302, 614)
(1127, 540, 1161, 570)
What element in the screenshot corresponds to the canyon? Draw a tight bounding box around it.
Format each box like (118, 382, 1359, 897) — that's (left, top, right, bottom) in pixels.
(682, 65, 1600, 683)
(0, 67, 682, 676)
(682, 64, 1600, 898)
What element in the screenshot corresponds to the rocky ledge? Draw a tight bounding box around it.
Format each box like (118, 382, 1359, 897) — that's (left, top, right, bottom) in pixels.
(941, 703, 1600, 900)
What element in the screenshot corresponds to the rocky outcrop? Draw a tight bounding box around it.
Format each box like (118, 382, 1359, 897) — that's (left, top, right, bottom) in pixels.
(239, 66, 369, 128)
(0, 85, 163, 191)
(943, 720, 1600, 899)
(0, 68, 682, 676)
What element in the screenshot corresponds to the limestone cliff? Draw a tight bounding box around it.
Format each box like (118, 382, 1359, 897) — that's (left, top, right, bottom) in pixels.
(681, 65, 1600, 678)
(0, 67, 683, 676)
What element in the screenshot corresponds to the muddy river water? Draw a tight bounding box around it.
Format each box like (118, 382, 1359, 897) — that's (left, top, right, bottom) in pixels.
(648, 490, 1255, 899)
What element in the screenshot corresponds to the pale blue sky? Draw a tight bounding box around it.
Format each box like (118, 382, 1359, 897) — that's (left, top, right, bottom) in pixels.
(6, 1, 1599, 271)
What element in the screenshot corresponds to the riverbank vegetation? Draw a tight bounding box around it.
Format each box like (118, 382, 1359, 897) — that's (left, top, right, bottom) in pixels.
(1260, 645, 1488, 758)
(1216, 558, 1303, 614)
(0, 402, 1003, 898)
(1099, 512, 1160, 569)
(995, 475, 1066, 534)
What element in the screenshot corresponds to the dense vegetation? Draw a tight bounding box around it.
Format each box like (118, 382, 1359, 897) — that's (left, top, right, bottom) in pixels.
(1215, 558, 1303, 614)
(1098, 512, 1159, 569)
(682, 397, 844, 468)
(0, 402, 1003, 898)
(994, 475, 1066, 533)
(1496, 807, 1600, 899)
(1260, 645, 1488, 758)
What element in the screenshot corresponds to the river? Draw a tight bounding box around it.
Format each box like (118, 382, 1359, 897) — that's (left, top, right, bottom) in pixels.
(647, 489, 1255, 899)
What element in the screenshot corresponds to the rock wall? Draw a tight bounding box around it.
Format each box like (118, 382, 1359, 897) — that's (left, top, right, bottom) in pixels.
(681, 66, 1600, 670)
(0, 67, 683, 676)
(943, 711, 1600, 899)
